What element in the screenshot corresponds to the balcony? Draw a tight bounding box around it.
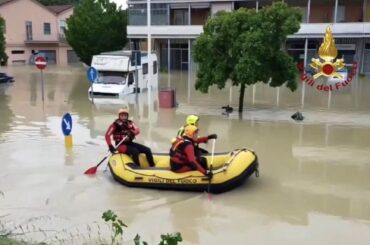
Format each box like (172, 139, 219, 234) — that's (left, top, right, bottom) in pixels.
(127, 25, 204, 38)
(129, 22, 370, 39)
(129, 3, 211, 26)
(291, 23, 370, 38)
(24, 32, 66, 45)
(58, 33, 68, 43)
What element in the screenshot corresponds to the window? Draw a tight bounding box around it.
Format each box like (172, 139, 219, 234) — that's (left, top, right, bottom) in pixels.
(11, 50, 25, 54)
(26, 21, 32, 41)
(153, 61, 157, 74)
(128, 73, 134, 85)
(128, 4, 147, 25)
(97, 71, 127, 84)
(173, 9, 188, 25)
(12, 60, 26, 64)
(143, 63, 148, 74)
(44, 23, 51, 35)
(302, 7, 307, 23)
(336, 6, 345, 23)
(151, 3, 168, 25)
(59, 20, 66, 37)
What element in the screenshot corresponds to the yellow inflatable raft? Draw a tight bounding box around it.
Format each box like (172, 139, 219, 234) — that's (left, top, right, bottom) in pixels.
(108, 148, 259, 193)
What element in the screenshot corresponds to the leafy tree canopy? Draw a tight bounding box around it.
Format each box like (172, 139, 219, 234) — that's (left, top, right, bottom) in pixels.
(0, 16, 7, 65)
(65, 0, 127, 65)
(193, 2, 302, 112)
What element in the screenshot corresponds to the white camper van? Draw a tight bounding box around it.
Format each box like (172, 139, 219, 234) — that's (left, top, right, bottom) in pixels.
(88, 50, 158, 97)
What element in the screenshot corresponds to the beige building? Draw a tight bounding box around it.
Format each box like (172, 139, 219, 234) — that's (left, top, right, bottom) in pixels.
(127, 0, 370, 74)
(0, 0, 79, 65)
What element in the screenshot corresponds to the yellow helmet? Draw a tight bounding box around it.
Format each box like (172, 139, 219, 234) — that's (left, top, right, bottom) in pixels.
(183, 125, 198, 138)
(186, 115, 199, 125)
(118, 108, 129, 116)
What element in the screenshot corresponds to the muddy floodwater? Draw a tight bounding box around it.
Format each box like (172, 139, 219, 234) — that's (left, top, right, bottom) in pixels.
(1, 65, 370, 245)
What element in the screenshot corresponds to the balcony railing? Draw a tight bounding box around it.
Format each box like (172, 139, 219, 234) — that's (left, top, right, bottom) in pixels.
(292, 23, 370, 38)
(128, 22, 370, 39)
(59, 33, 67, 43)
(127, 25, 204, 38)
(24, 32, 65, 43)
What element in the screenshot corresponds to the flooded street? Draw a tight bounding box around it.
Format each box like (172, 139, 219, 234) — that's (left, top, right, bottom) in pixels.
(1, 65, 370, 244)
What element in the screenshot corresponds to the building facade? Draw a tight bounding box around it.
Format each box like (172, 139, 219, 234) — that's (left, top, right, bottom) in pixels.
(127, 0, 370, 73)
(0, 0, 78, 65)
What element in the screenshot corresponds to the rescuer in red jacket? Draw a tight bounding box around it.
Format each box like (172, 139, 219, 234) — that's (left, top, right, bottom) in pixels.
(105, 108, 155, 167)
(170, 125, 213, 179)
(174, 114, 217, 156)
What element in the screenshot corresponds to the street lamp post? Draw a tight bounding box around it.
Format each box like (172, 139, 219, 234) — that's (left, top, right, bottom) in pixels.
(147, 0, 153, 143)
(147, 0, 151, 89)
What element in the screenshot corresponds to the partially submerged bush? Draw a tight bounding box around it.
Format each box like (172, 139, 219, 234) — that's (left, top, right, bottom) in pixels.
(102, 210, 183, 245)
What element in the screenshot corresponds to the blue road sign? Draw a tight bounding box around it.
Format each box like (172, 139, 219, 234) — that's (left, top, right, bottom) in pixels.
(62, 113, 73, 136)
(87, 67, 98, 83)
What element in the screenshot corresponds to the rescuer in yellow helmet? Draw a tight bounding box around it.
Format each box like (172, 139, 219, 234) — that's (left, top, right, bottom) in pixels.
(174, 115, 217, 155)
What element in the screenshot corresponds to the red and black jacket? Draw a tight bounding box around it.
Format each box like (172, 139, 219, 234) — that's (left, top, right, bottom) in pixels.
(170, 137, 206, 175)
(105, 119, 140, 146)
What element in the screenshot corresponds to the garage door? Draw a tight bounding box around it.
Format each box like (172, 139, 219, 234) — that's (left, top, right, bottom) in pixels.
(67, 50, 79, 63)
(39, 50, 56, 64)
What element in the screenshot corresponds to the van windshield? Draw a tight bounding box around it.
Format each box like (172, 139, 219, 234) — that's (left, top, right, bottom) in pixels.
(97, 71, 126, 84)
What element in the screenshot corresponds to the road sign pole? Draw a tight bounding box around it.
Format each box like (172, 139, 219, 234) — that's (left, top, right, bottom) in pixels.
(34, 56, 47, 103)
(134, 52, 139, 118)
(41, 69, 44, 102)
(65, 135, 73, 148)
(91, 82, 94, 104)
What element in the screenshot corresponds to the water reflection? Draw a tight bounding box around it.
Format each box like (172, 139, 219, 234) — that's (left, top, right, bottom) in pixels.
(84, 90, 159, 144)
(30, 77, 38, 106)
(68, 74, 93, 120)
(0, 84, 14, 140)
(47, 89, 56, 102)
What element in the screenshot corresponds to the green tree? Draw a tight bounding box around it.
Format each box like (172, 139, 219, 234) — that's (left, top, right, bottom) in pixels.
(193, 2, 302, 113)
(65, 0, 127, 65)
(0, 16, 7, 66)
(37, 0, 80, 5)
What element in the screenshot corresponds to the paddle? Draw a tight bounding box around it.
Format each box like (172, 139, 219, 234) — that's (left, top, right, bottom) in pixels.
(84, 136, 128, 175)
(207, 138, 216, 200)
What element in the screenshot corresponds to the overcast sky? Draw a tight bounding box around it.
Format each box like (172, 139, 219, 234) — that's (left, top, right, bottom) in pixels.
(112, 0, 127, 9)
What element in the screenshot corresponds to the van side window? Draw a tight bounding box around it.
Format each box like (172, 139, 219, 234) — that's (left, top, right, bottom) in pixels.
(128, 73, 134, 85)
(143, 63, 148, 74)
(153, 61, 157, 74)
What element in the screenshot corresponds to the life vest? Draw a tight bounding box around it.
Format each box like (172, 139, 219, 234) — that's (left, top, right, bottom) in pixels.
(112, 119, 133, 144)
(175, 125, 200, 147)
(170, 137, 193, 164)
